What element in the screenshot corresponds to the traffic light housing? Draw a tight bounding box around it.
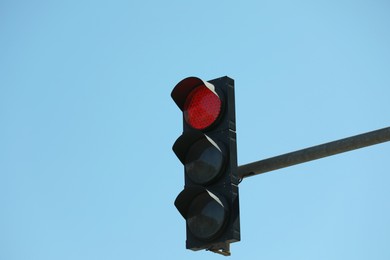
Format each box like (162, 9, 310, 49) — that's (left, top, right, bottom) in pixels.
(171, 76, 240, 256)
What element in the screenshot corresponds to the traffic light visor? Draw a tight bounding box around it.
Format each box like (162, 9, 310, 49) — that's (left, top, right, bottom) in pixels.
(173, 131, 225, 185)
(175, 188, 229, 241)
(171, 77, 221, 130)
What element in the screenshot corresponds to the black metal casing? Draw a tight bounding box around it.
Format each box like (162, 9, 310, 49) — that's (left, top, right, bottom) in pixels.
(172, 76, 240, 255)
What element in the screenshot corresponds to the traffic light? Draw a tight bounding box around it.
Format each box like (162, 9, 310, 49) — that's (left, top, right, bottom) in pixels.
(171, 76, 240, 256)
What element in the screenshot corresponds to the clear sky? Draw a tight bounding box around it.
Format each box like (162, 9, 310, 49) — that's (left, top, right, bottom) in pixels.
(1, 0, 390, 259)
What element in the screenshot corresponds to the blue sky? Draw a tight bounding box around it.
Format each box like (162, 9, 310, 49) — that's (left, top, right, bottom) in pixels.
(1, 0, 390, 259)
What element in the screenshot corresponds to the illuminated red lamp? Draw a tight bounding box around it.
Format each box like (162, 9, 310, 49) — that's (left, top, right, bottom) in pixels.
(171, 77, 222, 131)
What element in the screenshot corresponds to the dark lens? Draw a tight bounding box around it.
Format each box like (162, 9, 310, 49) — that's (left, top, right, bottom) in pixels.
(185, 138, 223, 184)
(187, 192, 227, 240)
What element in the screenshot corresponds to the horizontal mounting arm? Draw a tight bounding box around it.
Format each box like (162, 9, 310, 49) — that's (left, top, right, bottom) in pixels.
(238, 126, 390, 180)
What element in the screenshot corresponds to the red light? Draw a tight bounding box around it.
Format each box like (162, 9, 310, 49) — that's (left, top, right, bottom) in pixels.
(183, 85, 222, 130)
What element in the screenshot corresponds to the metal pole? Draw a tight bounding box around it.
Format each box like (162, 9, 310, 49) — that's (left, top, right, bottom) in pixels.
(238, 126, 390, 180)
